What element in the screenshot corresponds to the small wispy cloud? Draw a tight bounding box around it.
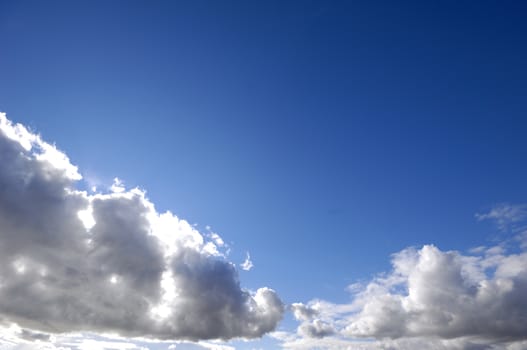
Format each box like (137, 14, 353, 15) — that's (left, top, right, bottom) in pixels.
(475, 203, 527, 231)
(240, 252, 254, 271)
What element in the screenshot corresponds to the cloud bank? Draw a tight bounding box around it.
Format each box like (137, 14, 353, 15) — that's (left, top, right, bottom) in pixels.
(0, 113, 284, 341)
(283, 222, 527, 349)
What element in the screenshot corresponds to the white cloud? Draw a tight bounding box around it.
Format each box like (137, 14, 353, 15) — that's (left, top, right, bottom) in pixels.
(75, 339, 147, 350)
(164, 341, 235, 350)
(282, 237, 527, 349)
(191, 342, 235, 350)
(110, 178, 126, 193)
(0, 326, 153, 350)
(290, 302, 340, 340)
(240, 252, 254, 271)
(278, 335, 527, 350)
(0, 113, 284, 342)
(297, 319, 334, 339)
(290, 303, 317, 322)
(476, 203, 527, 231)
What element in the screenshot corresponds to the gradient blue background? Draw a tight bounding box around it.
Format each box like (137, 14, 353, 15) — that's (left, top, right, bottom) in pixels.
(1, 1, 527, 313)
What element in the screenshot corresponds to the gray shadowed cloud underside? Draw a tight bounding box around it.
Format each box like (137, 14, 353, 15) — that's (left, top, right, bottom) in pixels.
(0, 113, 284, 341)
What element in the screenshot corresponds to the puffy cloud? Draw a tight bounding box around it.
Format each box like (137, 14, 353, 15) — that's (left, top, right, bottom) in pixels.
(290, 303, 317, 322)
(0, 113, 284, 341)
(297, 319, 334, 339)
(282, 237, 527, 349)
(345, 244, 527, 341)
(291, 303, 336, 339)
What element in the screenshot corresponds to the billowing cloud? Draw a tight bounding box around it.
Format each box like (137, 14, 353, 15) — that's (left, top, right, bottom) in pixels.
(345, 244, 527, 340)
(0, 113, 284, 341)
(282, 234, 527, 349)
(290, 303, 335, 338)
(297, 319, 334, 339)
(290, 303, 318, 322)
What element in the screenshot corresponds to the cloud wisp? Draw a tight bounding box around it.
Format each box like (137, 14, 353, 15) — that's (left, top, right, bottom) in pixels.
(476, 203, 527, 232)
(282, 233, 527, 349)
(240, 252, 254, 272)
(0, 113, 284, 342)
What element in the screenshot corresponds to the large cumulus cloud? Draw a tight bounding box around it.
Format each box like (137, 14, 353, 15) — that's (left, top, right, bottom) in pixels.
(0, 113, 284, 341)
(283, 223, 527, 349)
(346, 244, 527, 340)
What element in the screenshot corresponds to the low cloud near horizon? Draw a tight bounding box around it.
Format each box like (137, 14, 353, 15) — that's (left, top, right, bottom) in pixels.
(282, 207, 527, 349)
(0, 112, 284, 344)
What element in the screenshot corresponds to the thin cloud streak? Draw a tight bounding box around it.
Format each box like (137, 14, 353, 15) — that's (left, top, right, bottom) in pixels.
(476, 203, 527, 231)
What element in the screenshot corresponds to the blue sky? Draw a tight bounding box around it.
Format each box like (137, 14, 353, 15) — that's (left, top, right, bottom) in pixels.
(1, 1, 527, 350)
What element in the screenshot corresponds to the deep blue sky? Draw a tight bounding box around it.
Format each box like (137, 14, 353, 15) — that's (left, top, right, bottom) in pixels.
(1, 0, 527, 308)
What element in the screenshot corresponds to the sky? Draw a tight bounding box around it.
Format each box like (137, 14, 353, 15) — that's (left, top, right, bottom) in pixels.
(0, 1, 527, 349)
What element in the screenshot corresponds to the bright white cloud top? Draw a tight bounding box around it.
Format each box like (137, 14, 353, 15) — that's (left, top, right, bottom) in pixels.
(0, 113, 284, 342)
(281, 230, 527, 349)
